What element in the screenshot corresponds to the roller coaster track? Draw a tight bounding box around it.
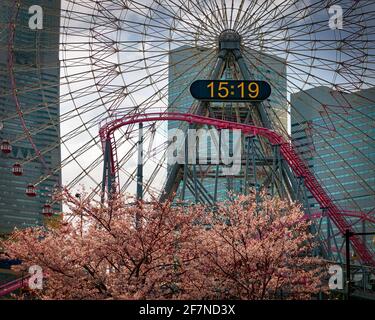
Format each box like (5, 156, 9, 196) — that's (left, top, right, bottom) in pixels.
(100, 112, 375, 267)
(0, 275, 29, 297)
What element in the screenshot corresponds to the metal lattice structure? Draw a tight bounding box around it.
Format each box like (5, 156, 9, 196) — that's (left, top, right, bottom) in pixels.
(1, 0, 374, 274)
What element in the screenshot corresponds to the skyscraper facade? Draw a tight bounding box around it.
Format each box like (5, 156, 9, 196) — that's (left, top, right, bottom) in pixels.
(291, 86, 375, 255)
(0, 0, 61, 234)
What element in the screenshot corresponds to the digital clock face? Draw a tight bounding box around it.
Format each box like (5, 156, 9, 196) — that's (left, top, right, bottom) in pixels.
(190, 80, 271, 102)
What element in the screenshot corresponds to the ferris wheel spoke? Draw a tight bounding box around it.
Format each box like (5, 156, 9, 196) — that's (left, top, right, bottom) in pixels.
(232, 0, 264, 33)
(237, 0, 295, 35)
(246, 0, 323, 36)
(116, 49, 218, 112)
(135, 0, 213, 38)
(161, 0, 220, 39)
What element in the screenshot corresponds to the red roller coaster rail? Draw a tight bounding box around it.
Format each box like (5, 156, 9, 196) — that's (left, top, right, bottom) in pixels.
(0, 275, 29, 297)
(100, 112, 375, 267)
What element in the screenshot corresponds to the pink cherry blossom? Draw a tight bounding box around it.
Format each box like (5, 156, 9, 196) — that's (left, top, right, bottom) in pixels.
(1, 189, 327, 299)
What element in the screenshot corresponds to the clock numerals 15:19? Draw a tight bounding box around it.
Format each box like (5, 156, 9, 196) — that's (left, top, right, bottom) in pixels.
(207, 81, 260, 99)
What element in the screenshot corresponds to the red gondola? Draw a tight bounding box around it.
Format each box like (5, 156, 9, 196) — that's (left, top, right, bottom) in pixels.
(26, 184, 37, 197)
(42, 204, 53, 217)
(12, 163, 23, 176)
(1, 140, 12, 154)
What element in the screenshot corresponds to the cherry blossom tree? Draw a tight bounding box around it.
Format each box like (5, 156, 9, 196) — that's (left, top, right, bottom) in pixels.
(1, 189, 327, 299)
(2, 190, 203, 299)
(184, 193, 328, 299)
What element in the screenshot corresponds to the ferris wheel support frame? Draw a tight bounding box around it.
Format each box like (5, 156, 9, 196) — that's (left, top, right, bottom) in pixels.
(161, 45, 294, 204)
(160, 30, 299, 205)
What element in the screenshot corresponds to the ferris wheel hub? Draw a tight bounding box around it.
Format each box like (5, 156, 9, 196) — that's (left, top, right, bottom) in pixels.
(218, 29, 242, 50)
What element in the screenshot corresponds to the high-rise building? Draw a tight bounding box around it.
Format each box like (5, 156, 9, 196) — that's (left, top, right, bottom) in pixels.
(291, 86, 375, 254)
(0, 0, 61, 234)
(167, 45, 288, 201)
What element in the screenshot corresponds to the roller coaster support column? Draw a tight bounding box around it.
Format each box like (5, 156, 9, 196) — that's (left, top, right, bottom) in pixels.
(345, 229, 352, 300)
(244, 135, 251, 195)
(296, 176, 312, 214)
(137, 122, 143, 201)
(101, 139, 116, 203)
(250, 136, 259, 200)
(299, 177, 311, 213)
(185, 123, 200, 203)
(277, 144, 285, 198)
(326, 209, 332, 260)
(180, 131, 188, 202)
(271, 144, 277, 196)
(213, 129, 221, 202)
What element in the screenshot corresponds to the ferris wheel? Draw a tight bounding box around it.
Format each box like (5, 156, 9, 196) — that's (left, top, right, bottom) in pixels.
(1, 0, 374, 266)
